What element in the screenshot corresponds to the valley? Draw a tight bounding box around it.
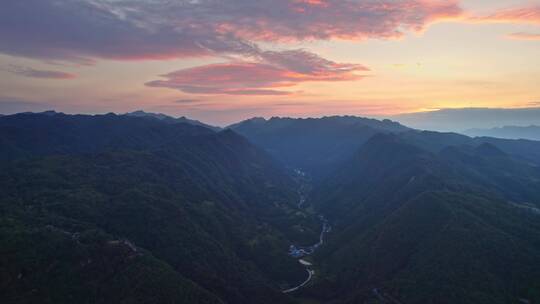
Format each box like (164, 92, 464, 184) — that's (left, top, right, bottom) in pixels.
(1, 113, 540, 304)
(284, 171, 331, 294)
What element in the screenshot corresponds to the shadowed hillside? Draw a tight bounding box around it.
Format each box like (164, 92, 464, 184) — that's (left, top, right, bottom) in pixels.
(0, 112, 321, 304)
(307, 134, 540, 304)
(229, 116, 409, 179)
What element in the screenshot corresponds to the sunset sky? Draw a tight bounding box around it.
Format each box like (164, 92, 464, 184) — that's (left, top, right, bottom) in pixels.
(1, 0, 539, 125)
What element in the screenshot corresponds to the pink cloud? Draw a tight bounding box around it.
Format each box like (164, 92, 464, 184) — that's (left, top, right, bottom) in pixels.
(506, 32, 540, 41)
(146, 56, 367, 95)
(470, 5, 540, 24)
(213, 0, 463, 42)
(259, 49, 369, 74)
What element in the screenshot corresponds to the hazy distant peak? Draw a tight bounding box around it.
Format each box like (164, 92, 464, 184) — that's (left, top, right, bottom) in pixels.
(125, 110, 174, 120)
(463, 125, 540, 141)
(40, 110, 61, 116)
(10, 110, 63, 116)
(393, 107, 540, 132)
(229, 115, 408, 133)
(247, 117, 268, 123)
(125, 110, 221, 131)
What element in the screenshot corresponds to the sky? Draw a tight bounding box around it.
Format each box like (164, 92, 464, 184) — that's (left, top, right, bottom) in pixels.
(0, 0, 539, 126)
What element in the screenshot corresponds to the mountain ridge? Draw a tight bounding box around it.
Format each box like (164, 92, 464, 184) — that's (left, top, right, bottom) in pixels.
(229, 116, 410, 179)
(125, 110, 222, 131)
(464, 125, 540, 141)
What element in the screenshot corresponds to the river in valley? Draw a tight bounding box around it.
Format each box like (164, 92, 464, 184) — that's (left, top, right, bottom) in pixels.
(283, 170, 331, 293)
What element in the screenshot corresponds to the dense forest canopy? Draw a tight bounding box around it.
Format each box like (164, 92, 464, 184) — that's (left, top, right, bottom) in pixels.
(1, 112, 540, 304)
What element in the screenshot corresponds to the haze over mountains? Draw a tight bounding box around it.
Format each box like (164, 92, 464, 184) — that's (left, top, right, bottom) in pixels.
(463, 125, 540, 141)
(125, 110, 222, 132)
(392, 108, 540, 133)
(229, 116, 409, 180)
(1, 111, 540, 304)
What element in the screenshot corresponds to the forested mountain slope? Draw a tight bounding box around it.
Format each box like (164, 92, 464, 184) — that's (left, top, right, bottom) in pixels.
(400, 130, 540, 166)
(229, 116, 409, 179)
(0, 112, 320, 304)
(3, 113, 540, 304)
(308, 134, 540, 304)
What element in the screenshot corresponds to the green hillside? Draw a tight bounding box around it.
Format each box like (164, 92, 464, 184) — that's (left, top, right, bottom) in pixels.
(308, 134, 540, 303)
(0, 113, 321, 303)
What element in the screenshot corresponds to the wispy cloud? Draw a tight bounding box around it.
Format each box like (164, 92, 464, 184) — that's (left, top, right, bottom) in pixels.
(6, 65, 76, 79)
(147, 62, 298, 95)
(506, 32, 540, 41)
(146, 51, 368, 96)
(174, 99, 203, 104)
(469, 5, 540, 24)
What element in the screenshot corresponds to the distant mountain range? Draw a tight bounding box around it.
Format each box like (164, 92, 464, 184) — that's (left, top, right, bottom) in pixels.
(392, 107, 540, 132)
(2, 111, 540, 304)
(125, 110, 221, 131)
(229, 116, 409, 179)
(464, 125, 540, 140)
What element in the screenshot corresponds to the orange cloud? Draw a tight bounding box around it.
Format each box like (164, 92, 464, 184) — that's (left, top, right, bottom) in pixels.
(146, 59, 367, 96)
(506, 32, 540, 41)
(470, 5, 540, 24)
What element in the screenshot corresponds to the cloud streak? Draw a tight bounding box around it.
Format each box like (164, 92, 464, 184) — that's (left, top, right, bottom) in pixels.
(6, 65, 76, 79)
(506, 32, 540, 41)
(146, 55, 368, 95)
(471, 5, 540, 25)
(174, 99, 203, 104)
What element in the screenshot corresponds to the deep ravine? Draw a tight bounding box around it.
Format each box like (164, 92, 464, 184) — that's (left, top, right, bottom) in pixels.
(283, 170, 331, 294)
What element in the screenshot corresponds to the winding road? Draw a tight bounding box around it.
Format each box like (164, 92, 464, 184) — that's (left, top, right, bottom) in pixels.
(283, 269, 314, 293)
